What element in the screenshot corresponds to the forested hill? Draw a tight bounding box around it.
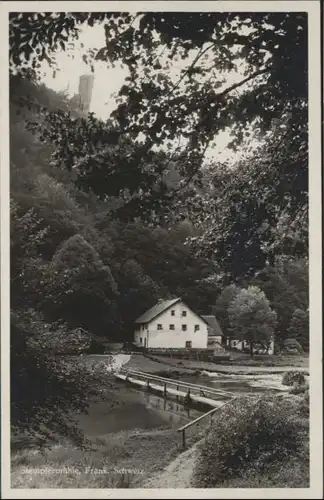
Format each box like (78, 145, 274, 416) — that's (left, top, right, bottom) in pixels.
(11, 75, 308, 351)
(10, 76, 222, 346)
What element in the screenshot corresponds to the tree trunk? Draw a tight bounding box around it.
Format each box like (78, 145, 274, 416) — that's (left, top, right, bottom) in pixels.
(250, 341, 254, 358)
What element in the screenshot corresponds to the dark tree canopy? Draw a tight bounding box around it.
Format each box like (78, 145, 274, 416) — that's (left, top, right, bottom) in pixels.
(10, 12, 307, 224)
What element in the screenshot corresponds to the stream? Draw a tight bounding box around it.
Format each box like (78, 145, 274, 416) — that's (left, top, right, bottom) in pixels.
(76, 367, 293, 437)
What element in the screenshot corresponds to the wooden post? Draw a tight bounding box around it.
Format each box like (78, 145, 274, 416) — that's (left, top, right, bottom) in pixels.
(182, 429, 186, 449)
(146, 379, 150, 391)
(176, 385, 179, 401)
(164, 382, 167, 398)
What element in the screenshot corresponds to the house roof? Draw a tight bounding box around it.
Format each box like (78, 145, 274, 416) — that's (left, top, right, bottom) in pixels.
(201, 315, 224, 337)
(135, 298, 181, 323)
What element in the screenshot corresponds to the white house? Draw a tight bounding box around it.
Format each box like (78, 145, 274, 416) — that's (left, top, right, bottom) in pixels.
(227, 338, 275, 355)
(134, 298, 209, 349)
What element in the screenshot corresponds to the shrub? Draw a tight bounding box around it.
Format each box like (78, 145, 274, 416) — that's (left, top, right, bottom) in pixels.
(193, 395, 305, 487)
(282, 337, 304, 354)
(282, 371, 305, 386)
(290, 382, 309, 395)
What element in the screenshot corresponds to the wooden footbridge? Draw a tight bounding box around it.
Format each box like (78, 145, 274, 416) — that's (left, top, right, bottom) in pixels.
(115, 368, 239, 448)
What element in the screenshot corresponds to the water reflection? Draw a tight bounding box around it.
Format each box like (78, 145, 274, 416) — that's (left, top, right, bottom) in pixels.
(141, 390, 200, 426)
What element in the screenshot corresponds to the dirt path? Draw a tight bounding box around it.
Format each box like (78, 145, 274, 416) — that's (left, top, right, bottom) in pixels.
(142, 439, 202, 488)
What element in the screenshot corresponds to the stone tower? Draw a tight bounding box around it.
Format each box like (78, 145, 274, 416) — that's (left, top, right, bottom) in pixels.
(78, 74, 94, 114)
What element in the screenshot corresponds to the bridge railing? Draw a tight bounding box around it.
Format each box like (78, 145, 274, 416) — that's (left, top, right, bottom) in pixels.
(118, 368, 236, 398)
(177, 396, 239, 449)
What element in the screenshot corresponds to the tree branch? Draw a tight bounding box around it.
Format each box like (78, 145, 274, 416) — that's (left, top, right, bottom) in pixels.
(219, 66, 270, 98)
(164, 41, 216, 99)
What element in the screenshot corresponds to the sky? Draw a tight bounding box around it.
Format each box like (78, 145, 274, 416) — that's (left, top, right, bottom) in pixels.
(40, 23, 261, 164)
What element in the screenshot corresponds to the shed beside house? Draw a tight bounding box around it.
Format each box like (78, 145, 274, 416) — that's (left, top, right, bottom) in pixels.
(201, 315, 225, 352)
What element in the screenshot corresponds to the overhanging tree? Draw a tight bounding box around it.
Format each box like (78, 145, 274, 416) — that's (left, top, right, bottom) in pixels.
(10, 12, 307, 236)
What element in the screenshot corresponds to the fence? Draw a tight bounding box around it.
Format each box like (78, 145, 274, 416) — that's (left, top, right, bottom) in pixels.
(145, 348, 230, 362)
(177, 396, 239, 448)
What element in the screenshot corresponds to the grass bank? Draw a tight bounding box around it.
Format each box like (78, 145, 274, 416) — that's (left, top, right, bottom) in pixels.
(143, 353, 309, 375)
(11, 427, 178, 488)
(11, 419, 207, 488)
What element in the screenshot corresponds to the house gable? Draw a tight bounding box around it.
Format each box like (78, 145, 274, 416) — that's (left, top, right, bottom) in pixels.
(135, 298, 209, 327)
(135, 298, 181, 324)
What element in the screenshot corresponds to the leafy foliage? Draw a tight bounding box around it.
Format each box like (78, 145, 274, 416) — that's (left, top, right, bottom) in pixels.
(193, 395, 308, 487)
(213, 284, 239, 340)
(228, 286, 277, 355)
(11, 309, 101, 447)
(247, 259, 308, 347)
(287, 308, 309, 351)
(9, 13, 308, 238)
(43, 234, 119, 335)
(282, 371, 306, 387)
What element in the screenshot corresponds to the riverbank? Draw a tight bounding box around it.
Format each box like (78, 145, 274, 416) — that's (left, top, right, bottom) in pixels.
(11, 426, 185, 488)
(11, 404, 206, 488)
(68, 352, 309, 377)
(11, 354, 309, 489)
(139, 353, 309, 376)
(11, 364, 206, 489)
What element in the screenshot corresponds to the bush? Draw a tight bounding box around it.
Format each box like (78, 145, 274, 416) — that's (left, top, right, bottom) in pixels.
(290, 382, 309, 395)
(282, 338, 304, 354)
(193, 395, 305, 487)
(282, 371, 305, 386)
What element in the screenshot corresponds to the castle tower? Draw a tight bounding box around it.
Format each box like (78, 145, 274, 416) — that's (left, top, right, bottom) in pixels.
(78, 74, 94, 114)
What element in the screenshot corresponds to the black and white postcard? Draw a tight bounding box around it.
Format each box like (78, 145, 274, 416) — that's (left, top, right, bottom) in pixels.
(1, 1, 322, 498)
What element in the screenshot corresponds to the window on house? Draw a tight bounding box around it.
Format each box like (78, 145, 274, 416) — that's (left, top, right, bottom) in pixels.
(194, 325, 200, 332)
(185, 341, 192, 348)
(182, 324, 187, 331)
(171, 310, 175, 316)
(157, 324, 163, 330)
(140, 337, 143, 344)
(233, 341, 237, 346)
(182, 310, 187, 317)
(169, 324, 175, 330)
